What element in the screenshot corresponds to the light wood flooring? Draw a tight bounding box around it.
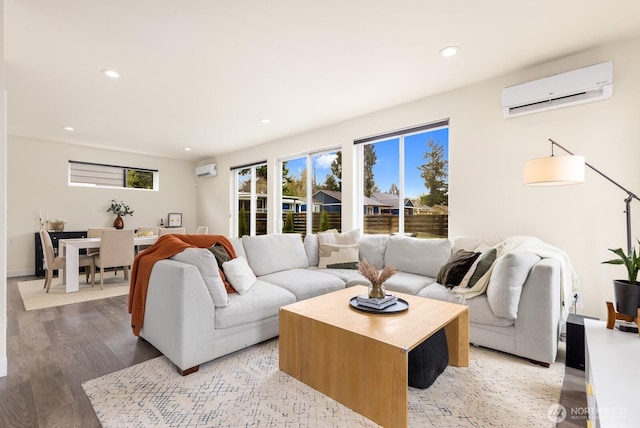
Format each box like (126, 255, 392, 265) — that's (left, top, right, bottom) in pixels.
(0, 275, 587, 427)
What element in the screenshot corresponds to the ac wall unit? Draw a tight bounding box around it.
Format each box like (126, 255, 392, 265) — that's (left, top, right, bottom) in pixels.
(501, 61, 613, 118)
(195, 163, 217, 177)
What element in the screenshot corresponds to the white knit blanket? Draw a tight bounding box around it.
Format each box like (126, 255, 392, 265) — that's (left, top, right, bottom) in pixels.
(451, 236, 580, 321)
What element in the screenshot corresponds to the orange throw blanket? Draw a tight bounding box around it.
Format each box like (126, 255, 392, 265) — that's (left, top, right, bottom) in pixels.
(128, 234, 237, 336)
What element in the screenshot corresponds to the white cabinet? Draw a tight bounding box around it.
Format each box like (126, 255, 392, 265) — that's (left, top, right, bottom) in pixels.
(584, 319, 640, 427)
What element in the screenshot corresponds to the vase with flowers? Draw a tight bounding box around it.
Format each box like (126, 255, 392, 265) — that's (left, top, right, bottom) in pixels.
(357, 260, 397, 299)
(106, 199, 134, 229)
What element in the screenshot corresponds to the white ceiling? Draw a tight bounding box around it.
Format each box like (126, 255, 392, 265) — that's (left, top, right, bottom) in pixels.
(6, 1, 640, 161)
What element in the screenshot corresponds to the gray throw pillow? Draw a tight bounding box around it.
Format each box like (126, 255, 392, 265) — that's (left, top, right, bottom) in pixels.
(468, 248, 498, 287)
(208, 244, 231, 270)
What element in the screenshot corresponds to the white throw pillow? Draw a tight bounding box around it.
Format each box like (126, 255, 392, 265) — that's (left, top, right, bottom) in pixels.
(318, 243, 359, 269)
(223, 256, 257, 294)
(170, 248, 229, 307)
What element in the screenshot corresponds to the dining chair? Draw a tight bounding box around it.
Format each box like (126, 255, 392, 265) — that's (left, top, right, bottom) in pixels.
(40, 230, 95, 293)
(159, 227, 186, 236)
(195, 226, 209, 234)
(87, 227, 116, 256)
(92, 229, 135, 289)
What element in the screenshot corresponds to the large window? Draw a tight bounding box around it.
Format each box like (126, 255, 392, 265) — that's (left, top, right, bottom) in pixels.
(232, 162, 267, 237)
(279, 149, 342, 235)
(69, 160, 158, 190)
(357, 121, 448, 237)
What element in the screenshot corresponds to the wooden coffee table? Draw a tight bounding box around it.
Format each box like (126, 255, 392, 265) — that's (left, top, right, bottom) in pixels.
(279, 285, 469, 427)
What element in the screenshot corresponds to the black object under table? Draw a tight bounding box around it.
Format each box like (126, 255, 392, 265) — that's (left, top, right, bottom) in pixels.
(408, 327, 449, 389)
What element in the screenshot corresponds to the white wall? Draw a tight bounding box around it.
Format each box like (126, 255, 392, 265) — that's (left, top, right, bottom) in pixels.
(7, 136, 197, 276)
(198, 37, 640, 321)
(1, 0, 8, 377)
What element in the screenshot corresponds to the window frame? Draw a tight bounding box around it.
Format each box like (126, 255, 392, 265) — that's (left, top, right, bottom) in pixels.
(231, 161, 268, 237)
(68, 160, 159, 191)
(355, 120, 449, 236)
(277, 147, 341, 235)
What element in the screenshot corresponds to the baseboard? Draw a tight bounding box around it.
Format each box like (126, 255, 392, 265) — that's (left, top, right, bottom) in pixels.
(7, 268, 35, 278)
(0, 356, 7, 377)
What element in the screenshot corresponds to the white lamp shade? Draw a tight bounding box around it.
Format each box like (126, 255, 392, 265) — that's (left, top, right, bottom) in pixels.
(523, 155, 585, 185)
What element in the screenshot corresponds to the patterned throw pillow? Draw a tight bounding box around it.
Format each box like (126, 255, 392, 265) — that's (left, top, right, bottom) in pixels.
(318, 243, 360, 269)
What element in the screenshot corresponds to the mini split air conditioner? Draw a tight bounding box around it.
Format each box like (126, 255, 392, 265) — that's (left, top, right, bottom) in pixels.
(195, 163, 217, 177)
(501, 61, 613, 118)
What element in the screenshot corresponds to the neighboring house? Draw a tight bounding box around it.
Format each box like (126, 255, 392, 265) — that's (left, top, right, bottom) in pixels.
(311, 190, 342, 213)
(303, 191, 441, 216)
(237, 192, 268, 213)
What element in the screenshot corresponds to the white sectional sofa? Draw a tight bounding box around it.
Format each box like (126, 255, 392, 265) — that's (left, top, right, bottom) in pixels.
(139, 232, 568, 375)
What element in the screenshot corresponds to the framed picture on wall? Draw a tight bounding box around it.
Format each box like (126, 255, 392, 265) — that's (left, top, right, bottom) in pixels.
(168, 213, 182, 228)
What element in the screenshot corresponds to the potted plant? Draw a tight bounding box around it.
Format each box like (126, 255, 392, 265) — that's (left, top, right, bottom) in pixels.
(107, 199, 134, 229)
(602, 242, 640, 318)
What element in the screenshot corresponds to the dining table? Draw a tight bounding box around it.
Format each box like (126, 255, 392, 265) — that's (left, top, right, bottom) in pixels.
(59, 235, 158, 293)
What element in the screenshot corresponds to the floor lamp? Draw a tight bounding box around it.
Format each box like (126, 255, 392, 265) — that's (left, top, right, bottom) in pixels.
(523, 138, 640, 255)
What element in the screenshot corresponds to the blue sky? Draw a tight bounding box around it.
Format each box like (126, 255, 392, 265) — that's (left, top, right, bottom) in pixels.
(285, 127, 448, 199)
(374, 127, 449, 198)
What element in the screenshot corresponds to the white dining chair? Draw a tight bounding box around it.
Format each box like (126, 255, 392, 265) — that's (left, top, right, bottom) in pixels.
(40, 230, 95, 292)
(92, 230, 135, 289)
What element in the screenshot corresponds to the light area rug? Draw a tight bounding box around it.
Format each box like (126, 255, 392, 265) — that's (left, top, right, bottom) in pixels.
(82, 339, 564, 427)
(18, 275, 130, 311)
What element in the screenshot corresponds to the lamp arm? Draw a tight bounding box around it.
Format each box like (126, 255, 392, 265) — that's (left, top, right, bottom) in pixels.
(549, 138, 639, 254)
(549, 139, 640, 202)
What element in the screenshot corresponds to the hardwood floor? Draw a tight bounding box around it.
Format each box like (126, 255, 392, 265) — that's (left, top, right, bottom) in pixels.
(0, 276, 161, 428)
(0, 275, 587, 427)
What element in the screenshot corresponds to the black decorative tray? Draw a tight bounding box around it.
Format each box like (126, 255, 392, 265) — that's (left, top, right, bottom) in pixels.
(349, 297, 409, 314)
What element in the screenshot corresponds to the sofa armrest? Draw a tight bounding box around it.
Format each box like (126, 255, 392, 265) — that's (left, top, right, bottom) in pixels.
(140, 259, 217, 371)
(514, 258, 562, 365)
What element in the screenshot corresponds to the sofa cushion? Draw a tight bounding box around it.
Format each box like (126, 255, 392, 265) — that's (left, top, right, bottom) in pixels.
(417, 282, 463, 304)
(466, 294, 514, 327)
(222, 256, 257, 294)
(229, 236, 246, 259)
(362, 271, 437, 295)
(303, 233, 320, 267)
(384, 235, 451, 278)
(242, 234, 308, 276)
(359, 234, 389, 269)
(214, 280, 296, 329)
(318, 243, 359, 269)
(259, 268, 345, 301)
(487, 251, 540, 319)
(312, 267, 363, 283)
(451, 235, 504, 254)
(170, 248, 229, 307)
(417, 283, 513, 327)
(437, 250, 480, 288)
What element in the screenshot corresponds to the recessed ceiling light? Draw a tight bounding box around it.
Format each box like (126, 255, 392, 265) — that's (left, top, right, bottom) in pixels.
(439, 46, 459, 57)
(101, 69, 120, 78)
(62, 126, 75, 132)
(184, 147, 192, 151)
(260, 118, 271, 124)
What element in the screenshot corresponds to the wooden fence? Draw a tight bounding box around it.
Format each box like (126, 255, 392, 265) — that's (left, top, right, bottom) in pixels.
(242, 212, 448, 238)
